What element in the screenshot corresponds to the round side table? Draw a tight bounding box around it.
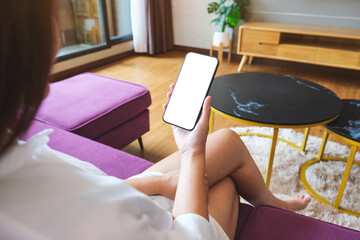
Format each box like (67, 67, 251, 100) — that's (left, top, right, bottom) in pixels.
(300, 99, 360, 217)
(209, 73, 342, 187)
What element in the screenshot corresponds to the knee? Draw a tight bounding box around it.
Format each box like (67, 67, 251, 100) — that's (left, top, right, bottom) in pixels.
(215, 128, 242, 146)
(220, 176, 238, 195)
(210, 176, 238, 198)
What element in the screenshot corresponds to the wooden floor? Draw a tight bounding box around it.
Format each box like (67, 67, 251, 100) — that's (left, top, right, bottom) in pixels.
(93, 51, 360, 163)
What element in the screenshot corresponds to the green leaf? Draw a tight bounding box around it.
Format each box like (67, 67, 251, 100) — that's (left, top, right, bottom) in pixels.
(226, 6, 232, 15)
(219, 6, 227, 15)
(207, 2, 220, 13)
(208, 0, 246, 29)
(227, 8, 241, 27)
(234, 0, 247, 4)
(210, 18, 222, 25)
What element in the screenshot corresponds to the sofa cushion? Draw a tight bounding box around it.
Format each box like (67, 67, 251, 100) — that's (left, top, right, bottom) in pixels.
(35, 73, 152, 139)
(235, 203, 253, 240)
(238, 205, 360, 240)
(22, 121, 153, 179)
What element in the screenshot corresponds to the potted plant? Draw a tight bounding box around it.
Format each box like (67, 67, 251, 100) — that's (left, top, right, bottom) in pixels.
(207, 0, 247, 47)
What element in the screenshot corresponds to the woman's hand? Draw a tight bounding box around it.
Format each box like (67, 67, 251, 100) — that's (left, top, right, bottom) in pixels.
(125, 172, 179, 199)
(159, 170, 180, 200)
(163, 84, 212, 156)
(164, 83, 211, 219)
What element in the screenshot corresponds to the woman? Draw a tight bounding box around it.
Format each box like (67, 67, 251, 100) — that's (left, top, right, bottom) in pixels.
(0, 1, 310, 239)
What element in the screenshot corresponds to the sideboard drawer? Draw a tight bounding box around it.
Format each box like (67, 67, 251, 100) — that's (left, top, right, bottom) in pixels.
(315, 48, 359, 67)
(277, 44, 316, 61)
(240, 29, 280, 55)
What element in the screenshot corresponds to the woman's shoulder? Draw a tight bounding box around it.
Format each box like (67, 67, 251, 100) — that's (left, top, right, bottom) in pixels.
(0, 129, 53, 177)
(1, 128, 109, 177)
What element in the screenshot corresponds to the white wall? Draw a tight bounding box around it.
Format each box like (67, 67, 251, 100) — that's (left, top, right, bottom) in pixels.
(172, 0, 360, 52)
(247, 0, 360, 28)
(172, 0, 220, 49)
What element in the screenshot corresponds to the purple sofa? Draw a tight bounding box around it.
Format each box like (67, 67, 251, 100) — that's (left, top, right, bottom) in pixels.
(20, 73, 359, 239)
(21, 121, 360, 240)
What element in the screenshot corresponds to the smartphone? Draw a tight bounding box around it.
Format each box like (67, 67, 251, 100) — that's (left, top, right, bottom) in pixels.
(163, 52, 219, 130)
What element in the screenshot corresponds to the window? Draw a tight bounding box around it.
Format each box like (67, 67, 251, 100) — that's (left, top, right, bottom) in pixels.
(56, 0, 132, 61)
(107, 0, 132, 41)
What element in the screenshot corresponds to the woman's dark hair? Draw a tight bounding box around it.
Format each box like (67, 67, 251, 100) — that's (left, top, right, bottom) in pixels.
(0, 0, 55, 153)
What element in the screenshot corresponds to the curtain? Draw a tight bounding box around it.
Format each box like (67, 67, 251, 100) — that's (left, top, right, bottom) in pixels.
(130, 0, 148, 52)
(147, 0, 174, 55)
(130, 0, 174, 55)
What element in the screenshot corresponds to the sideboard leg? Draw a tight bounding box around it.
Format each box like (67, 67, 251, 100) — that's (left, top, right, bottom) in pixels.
(237, 55, 248, 72)
(248, 56, 254, 64)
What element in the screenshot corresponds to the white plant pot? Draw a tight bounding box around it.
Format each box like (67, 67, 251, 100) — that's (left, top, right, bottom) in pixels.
(212, 32, 230, 47)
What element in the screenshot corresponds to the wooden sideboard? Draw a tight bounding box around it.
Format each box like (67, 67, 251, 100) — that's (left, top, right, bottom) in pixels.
(237, 22, 360, 72)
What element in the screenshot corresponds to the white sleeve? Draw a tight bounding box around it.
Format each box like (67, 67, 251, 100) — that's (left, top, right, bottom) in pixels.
(173, 213, 218, 240)
(101, 212, 219, 240)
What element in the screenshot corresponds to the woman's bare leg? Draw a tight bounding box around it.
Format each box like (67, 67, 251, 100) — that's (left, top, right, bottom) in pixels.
(208, 177, 239, 240)
(144, 128, 310, 211)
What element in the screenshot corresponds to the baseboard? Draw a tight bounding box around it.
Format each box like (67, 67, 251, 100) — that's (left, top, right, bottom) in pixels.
(174, 45, 242, 62)
(51, 45, 243, 82)
(51, 50, 134, 82)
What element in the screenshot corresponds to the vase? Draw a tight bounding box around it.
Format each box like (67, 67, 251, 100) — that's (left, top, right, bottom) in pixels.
(212, 31, 230, 47)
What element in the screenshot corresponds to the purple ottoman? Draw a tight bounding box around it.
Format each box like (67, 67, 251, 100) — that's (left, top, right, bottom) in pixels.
(35, 73, 152, 150)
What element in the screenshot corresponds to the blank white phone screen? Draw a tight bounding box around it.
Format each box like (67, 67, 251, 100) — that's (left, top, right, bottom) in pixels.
(163, 52, 218, 130)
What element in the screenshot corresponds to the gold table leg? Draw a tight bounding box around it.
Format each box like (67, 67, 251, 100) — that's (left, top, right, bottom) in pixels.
(300, 130, 360, 217)
(265, 128, 279, 187)
(209, 109, 214, 134)
(317, 131, 329, 160)
(334, 144, 358, 208)
(300, 128, 310, 153)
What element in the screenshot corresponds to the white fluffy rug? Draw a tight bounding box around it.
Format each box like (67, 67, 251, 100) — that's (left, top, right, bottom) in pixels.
(231, 126, 360, 231)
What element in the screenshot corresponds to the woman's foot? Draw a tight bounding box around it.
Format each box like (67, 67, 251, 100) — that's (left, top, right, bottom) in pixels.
(282, 195, 311, 212)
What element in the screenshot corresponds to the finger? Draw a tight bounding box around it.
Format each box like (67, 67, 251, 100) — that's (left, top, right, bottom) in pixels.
(167, 91, 171, 99)
(198, 96, 211, 125)
(169, 83, 175, 91)
(163, 103, 167, 111)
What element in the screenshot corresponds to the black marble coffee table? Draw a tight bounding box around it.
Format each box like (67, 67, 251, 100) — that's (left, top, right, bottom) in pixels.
(209, 72, 342, 187)
(300, 99, 360, 217)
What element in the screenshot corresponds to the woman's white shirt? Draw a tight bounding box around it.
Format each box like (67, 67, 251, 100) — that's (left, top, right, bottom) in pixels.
(0, 130, 217, 240)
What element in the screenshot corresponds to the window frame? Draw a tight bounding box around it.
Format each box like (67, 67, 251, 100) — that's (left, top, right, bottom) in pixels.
(56, 0, 133, 63)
